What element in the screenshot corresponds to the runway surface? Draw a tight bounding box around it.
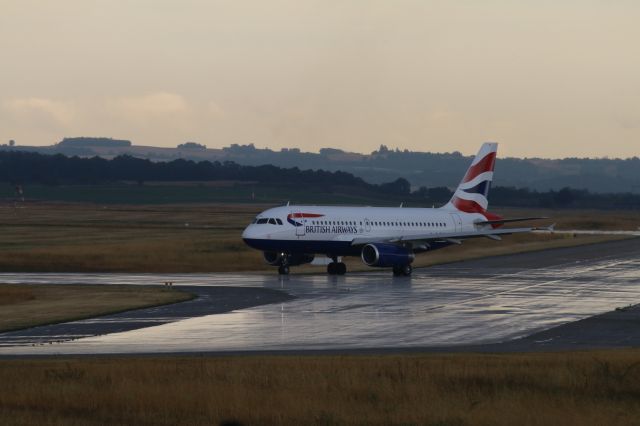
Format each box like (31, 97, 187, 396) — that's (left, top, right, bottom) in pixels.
(0, 238, 639, 355)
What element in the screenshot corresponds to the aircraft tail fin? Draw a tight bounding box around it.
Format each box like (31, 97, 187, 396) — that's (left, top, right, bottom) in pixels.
(445, 142, 498, 214)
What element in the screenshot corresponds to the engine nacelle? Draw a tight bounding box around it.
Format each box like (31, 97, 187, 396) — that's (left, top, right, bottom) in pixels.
(263, 251, 283, 266)
(361, 243, 415, 267)
(263, 252, 314, 266)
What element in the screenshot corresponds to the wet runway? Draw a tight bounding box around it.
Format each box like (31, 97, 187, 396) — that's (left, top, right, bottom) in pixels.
(0, 238, 639, 355)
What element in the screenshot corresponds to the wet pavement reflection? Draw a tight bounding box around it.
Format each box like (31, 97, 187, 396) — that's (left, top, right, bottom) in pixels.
(0, 238, 639, 355)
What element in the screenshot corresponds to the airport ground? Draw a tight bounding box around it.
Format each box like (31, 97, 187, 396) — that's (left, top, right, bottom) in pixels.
(0, 201, 636, 273)
(1, 351, 640, 425)
(1, 201, 639, 425)
(0, 284, 192, 333)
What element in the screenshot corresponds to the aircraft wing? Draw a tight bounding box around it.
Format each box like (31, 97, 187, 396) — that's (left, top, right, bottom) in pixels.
(532, 229, 640, 237)
(474, 216, 548, 226)
(350, 225, 551, 246)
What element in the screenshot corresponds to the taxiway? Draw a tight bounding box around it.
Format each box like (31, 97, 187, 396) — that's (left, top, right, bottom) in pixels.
(0, 238, 639, 355)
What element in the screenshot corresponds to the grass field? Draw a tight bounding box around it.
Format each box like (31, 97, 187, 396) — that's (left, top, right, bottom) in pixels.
(1, 351, 639, 425)
(0, 202, 636, 273)
(0, 284, 192, 333)
(3, 182, 397, 205)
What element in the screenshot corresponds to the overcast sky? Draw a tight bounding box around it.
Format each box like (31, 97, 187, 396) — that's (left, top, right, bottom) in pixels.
(1, 1, 639, 158)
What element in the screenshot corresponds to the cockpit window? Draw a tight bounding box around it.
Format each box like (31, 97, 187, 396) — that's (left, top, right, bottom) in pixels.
(276, 218, 283, 225)
(256, 218, 268, 224)
(251, 218, 258, 224)
(268, 218, 277, 225)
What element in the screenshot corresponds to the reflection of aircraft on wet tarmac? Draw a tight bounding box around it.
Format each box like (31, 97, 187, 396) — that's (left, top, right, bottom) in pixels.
(243, 143, 551, 276)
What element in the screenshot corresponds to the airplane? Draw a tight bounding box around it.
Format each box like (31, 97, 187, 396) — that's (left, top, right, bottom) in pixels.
(242, 142, 548, 276)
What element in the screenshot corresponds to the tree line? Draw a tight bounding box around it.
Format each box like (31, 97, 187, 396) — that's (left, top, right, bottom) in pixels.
(1, 151, 639, 209)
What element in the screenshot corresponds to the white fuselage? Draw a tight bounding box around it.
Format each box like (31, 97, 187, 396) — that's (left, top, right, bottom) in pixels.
(242, 205, 487, 256)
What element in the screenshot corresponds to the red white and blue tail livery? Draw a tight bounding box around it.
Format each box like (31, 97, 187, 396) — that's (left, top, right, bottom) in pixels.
(242, 143, 548, 276)
(448, 142, 496, 214)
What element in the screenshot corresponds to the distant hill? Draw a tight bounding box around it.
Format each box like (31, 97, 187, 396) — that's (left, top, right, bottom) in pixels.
(1, 151, 639, 209)
(58, 137, 132, 148)
(2, 139, 639, 194)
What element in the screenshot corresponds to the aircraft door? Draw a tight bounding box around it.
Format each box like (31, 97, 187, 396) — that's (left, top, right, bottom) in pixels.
(450, 213, 462, 233)
(292, 212, 306, 236)
(364, 218, 371, 232)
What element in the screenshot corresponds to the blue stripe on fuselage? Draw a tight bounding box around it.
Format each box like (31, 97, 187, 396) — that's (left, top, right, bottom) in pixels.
(243, 238, 361, 256)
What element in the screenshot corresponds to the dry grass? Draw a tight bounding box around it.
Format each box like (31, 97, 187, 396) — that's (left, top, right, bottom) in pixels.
(0, 286, 35, 305)
(1, 351, 640, 425)
(0, 202, 636, 273)
(0, 284, 192, 333)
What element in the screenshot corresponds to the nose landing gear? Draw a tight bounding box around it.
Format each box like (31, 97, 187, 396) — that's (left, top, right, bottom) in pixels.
(278, 265, 290, 275)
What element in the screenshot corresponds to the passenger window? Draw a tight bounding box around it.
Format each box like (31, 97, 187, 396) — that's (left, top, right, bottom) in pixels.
(257, 218, 268, 224)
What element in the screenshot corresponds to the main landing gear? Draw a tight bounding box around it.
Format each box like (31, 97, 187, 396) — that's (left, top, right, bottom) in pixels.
(327, 262, 346, 275)
(392, 264, 412, 277)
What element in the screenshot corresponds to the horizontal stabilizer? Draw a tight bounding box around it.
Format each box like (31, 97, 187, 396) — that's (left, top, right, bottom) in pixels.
(475, 216, 548, 226)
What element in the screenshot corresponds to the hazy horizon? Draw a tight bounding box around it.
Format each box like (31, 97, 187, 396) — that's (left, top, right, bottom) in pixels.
(2, 1, 639, 159)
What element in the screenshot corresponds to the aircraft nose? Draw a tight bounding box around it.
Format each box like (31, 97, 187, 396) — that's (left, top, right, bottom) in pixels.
(242, 224, 260, 240)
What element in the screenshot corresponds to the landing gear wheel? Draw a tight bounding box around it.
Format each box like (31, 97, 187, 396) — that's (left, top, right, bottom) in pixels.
(328, 262, 346, 275)
(278, 265, 290, 275)
(393, 264, 412, 276)
(401, 264, 412, 276)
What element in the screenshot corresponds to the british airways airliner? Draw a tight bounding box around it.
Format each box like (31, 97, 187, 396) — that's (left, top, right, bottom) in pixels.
(242, 143, 547, 276)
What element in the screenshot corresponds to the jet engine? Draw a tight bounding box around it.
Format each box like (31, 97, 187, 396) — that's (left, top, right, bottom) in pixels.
(263, 252, 314, 266)
(361, 243, 415, 267)
(263, 251, 283, 266)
